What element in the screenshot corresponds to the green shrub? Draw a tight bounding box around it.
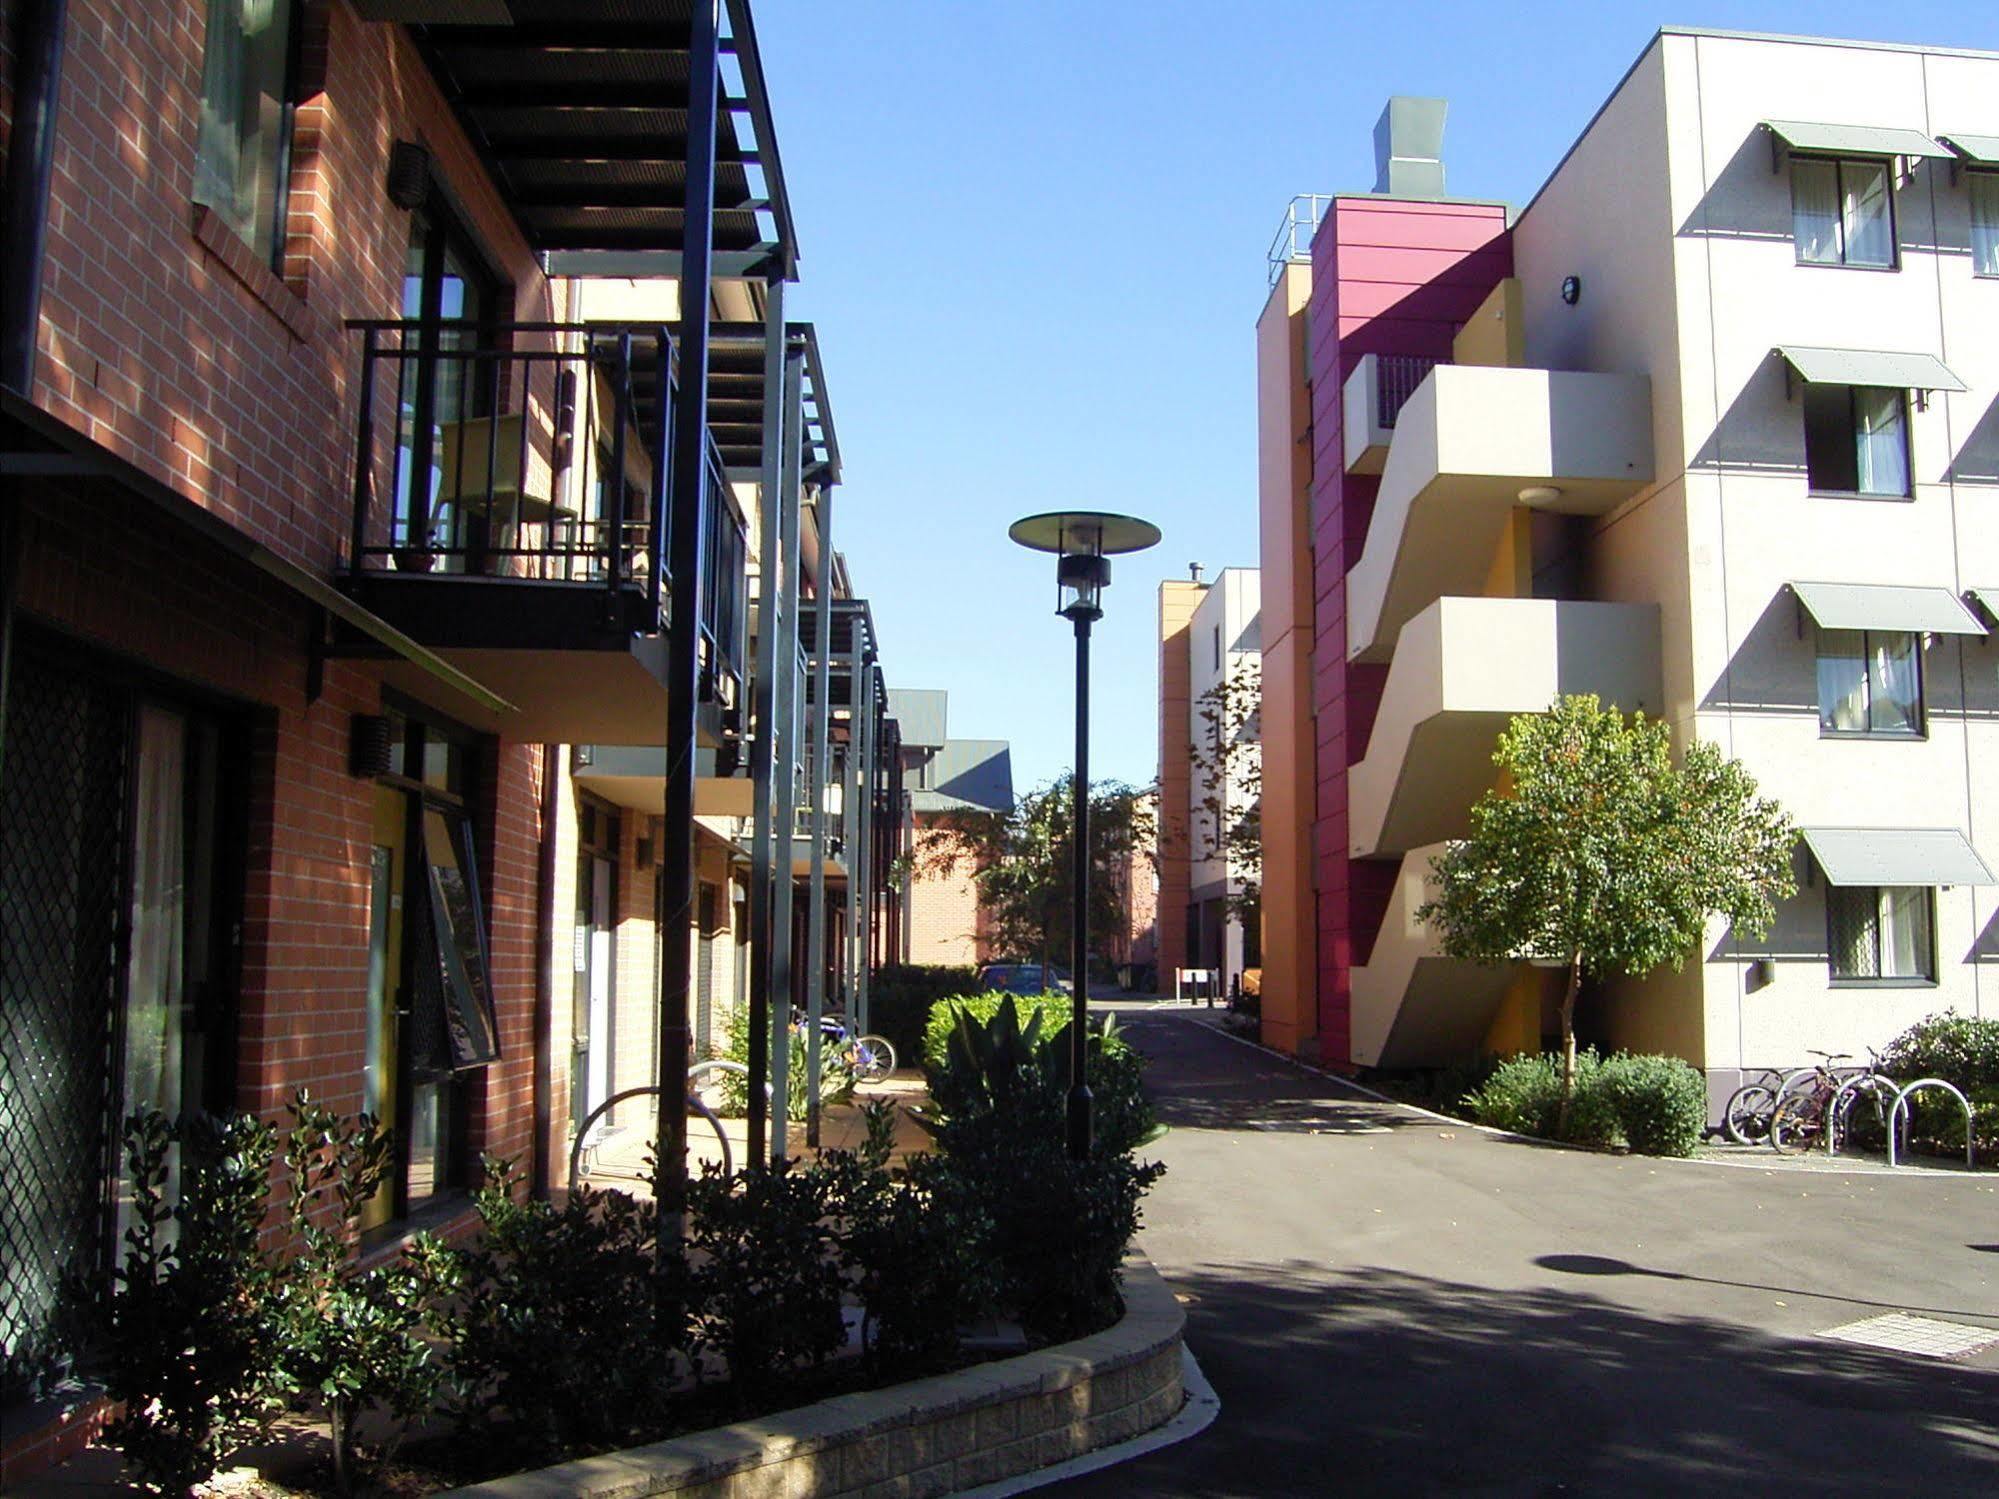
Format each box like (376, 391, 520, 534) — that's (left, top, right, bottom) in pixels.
(101, 1110, 282, 1498)
(1877, 1013, 1999, 1163)
(922, 991, 1071, 1076)
(446, 1161, 685, 1464)
(1463, 1051, 1618, 1148)
(869, 964, 980, 1059)
(267, 1095, 456, 1493)
(686, 1160, 848, 1407)
(1600, 1052, 1708, 1157)
(820, 1101, 997, 1374)
(714, 1004, 854, 1121)
(1878, 1012, 1999, 1090)
(923, 1060, 1163, 1341)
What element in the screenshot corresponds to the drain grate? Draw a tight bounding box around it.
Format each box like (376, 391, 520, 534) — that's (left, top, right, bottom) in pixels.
(1817, 1313, 1999, 1359)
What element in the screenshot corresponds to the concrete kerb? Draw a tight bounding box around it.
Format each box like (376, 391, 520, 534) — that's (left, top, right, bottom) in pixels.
(439, 1254, 1186, 1499)
(1174, 1009, 1986, 1179)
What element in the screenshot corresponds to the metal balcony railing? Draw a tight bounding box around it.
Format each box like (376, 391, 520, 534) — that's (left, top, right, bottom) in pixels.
(1266, 194, 1331, 286)
(347, 319, 747, 705)
(1375, 354, 1441, 430)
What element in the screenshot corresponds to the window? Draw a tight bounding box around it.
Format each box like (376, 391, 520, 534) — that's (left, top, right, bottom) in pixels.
(1802, 384, 1909, 497)
(1972, 171, 1999, 278)
(193, 0, 300, 268)
(1791, 155, 1895, 268)
(1827, 884, 1934, 982)
(1212, 624, 1221, 670)
(1817, 628, 1922, 735)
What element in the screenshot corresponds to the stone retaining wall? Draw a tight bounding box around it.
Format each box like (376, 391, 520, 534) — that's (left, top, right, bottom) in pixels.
(445, 1254, 1184, 1499)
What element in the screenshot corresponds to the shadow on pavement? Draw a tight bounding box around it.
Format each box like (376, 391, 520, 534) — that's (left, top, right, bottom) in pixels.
(1053, 1260, 1999, 1496)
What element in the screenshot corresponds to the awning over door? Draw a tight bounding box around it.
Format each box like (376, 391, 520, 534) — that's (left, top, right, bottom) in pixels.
(1772, 346, 1966, 393)
(1801, 828, 1996, 887)
(1763, 120, 1953, 160)
(1788, 581, 1987, 635)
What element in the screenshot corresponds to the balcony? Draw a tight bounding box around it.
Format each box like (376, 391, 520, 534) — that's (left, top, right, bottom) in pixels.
(340, 321, 746, 745)
(1349, 598, 1662, 857)
(1350, 843, 1513, 1070)
(1344, 365, 1653, 663)
(1342, 353, 1441, 474)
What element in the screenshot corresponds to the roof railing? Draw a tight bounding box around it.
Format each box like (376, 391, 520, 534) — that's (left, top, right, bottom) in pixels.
(1266, 194, 1331, 286)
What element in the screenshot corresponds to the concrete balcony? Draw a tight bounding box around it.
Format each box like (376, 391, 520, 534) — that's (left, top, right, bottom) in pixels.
(1349, 597, 1662, 858)
(1350, 842, 1513, 1070)
(1344, 366, 1653, 663)
(1342, 353, 1442, 474)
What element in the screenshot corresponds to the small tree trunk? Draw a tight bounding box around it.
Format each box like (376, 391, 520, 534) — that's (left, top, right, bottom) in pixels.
(1555, 950, 1582, 1136)
(330, 1396, 352, 1498)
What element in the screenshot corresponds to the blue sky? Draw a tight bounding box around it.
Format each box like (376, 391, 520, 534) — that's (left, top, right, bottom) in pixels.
(755, 1, 1999, 791)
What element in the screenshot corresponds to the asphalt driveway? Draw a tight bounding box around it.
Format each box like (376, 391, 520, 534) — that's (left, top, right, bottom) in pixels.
(1045, 1009, 1999, 1497)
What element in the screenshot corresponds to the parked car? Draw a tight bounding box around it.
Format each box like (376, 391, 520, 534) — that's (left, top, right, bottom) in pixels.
(980, 962, 1059, 996)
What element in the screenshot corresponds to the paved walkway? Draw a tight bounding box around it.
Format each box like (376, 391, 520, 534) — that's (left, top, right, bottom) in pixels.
(1047, 1009, 1999, 1497)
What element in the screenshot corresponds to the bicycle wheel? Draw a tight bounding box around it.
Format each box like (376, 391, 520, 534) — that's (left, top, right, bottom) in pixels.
(1723, 1083, 1777, 1146)
(851, 1034, 896, 1084)
(1769, 1092, 1825, 1154)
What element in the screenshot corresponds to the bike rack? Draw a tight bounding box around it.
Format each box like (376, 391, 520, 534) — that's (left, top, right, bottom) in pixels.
(568, 1066, 771, 1187)
(1825, 1073, 1899, 1158)
(1886, 1079, 1978, 1169)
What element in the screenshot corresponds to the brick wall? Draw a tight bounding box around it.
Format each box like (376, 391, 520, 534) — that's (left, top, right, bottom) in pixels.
(14, 0, 554, 580)
(907, 817, 993, 967)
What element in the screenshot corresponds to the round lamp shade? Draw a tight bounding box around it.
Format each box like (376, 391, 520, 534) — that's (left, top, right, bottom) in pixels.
(1008, 511, 1162, 557)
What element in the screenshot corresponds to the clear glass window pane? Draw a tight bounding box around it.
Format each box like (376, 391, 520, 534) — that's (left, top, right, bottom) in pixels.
(1792, 157, 1842, 263)
(1841, 159, 1894, 267)
(1817, 630, 1869, 732)
(1852, 387, 1909, 497)
(1971, 173, 1999, 277)
(1877, 886, 1932, 979)
(421, 806, 501, 1068)
(192, 0, 295, 267)
(1867, 631, 1921, 733)
(1827, 885, 1878, 978)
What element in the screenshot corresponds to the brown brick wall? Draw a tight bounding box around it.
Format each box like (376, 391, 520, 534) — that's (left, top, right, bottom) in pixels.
(14, 0, 554, 579)
(907, 817, 994, 967)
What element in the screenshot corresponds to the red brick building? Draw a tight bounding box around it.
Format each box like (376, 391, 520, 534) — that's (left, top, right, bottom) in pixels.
(0, 1, 898, 1473)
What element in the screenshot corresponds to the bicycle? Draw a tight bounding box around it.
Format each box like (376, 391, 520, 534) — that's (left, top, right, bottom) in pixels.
(793, 1008, 897, 1084)
(1768, 1050, 1898, 1155)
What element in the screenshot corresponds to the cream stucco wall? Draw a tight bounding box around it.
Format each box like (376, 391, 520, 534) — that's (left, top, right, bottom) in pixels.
(1507, 29, 1999, 1096)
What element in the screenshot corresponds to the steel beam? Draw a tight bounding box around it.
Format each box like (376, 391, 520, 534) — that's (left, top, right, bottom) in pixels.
(744, 278, 783, 1165)
(656, 0, 720, 1237)
(768, 336, 804, 1162)
(803, 488, 834, 1148)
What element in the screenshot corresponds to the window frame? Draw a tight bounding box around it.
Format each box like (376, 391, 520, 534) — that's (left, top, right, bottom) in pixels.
(1815, 626, 1926, 739)
(1825, 883, 1937, 986)
(1789, 152, 1900, 272)
(1970, 168, 1999, 280)
(191, 0, 305, 273)
(1801, 383, 1913, 500)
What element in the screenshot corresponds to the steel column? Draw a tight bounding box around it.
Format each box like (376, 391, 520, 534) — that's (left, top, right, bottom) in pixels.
(1069, 613, 1094, 1159)
(0, 0, 66, 395)
(744, 281, 784, 1164)
(767, 337, 805, 1162)
(854, 661, 875, 1035)
(803, 490, 834, 1148)
(657, 0, 721, 1232)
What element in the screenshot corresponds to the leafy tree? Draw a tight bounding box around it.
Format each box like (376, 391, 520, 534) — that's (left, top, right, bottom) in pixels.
(916, 773, 1154, 974)
(1417, 695, 1796, 1124)
(1189, 658, 1262, 924)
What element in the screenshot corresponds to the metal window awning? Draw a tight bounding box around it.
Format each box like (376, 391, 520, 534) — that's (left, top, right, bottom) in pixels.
(1939, 134, 1999, 166)
(1773, 346, 1966, 394)
(1788, 581, 1987, 636)
(1801, 827, 1996, 887)
(1964, 587, 1999, 623)
(1764, 120, 1953, 160)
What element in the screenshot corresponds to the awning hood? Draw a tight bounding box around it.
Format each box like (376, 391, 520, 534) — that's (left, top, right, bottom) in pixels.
(1789, 581, 1987, 636)
(1774, 345, 1966, 393)
(1802, 827, 1995, 887)
(1764, 120, 1953, 160)
(1940, 133, 1999, 165)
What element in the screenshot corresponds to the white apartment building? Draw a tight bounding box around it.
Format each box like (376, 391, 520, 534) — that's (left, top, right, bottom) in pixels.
(1187, 568, 1262, 989)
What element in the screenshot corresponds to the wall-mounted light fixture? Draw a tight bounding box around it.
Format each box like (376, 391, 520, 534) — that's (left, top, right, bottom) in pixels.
(386, 140, 432, 210)
(1561, 275, 1582, 306)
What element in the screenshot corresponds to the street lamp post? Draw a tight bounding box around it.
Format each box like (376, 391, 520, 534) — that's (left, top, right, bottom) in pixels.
(1007, 512, 1161, 1159)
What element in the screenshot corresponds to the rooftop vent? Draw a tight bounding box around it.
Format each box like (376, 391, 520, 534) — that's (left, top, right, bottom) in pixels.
(1373, 97, 1447, 197)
